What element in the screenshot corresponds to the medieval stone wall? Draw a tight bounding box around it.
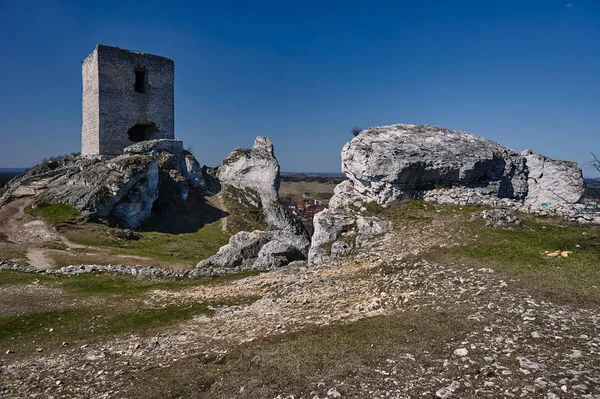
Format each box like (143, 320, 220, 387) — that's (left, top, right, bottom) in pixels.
(81, 48, 100, 155)
(81, 45, 174, 157)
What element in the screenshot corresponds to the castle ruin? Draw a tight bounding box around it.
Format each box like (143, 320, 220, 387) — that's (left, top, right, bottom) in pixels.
(81, 45, 174, 157)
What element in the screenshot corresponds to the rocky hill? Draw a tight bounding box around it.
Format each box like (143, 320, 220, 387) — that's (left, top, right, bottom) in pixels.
(0, 137, 310, 270)
(0, 124, 599, 398)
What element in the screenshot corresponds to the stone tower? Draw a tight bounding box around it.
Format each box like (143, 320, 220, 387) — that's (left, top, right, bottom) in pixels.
(81, 44, 175, 157)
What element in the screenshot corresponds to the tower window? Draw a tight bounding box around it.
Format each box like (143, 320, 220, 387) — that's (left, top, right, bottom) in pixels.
(134, 66, 147, 93)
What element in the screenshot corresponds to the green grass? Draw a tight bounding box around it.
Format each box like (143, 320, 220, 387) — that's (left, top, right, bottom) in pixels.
(0, 270, 261, 353)
(361, 199, 487, 220)
(0, 270, 56, 286)
(57, 270, 263, 298)
(0, 243, 27, 261)
(0, 269, 263, 295)
(430, 219, 600, 304)
(221, 186, 267, 233)
(24, 203, 81, 225)
(365, 199, 600, 305)
(0, 304, 214, 350)
(60, 220, 230, 266)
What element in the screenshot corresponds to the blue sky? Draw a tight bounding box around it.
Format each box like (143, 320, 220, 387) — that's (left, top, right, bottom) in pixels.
(0, 0, 599, 176)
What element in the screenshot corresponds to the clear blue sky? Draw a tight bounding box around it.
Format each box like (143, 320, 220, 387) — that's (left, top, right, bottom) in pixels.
(0, 0, 599, 176)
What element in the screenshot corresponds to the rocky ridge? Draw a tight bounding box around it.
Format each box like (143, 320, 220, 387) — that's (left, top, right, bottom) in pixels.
(1, 136, 311, 269)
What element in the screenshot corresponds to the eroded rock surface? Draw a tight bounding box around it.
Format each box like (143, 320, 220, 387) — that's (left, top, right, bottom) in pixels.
(0, 140, 207, 228)
(309, 123, 589, 265)
(198, 137, 310, 269)
(334, 124, 584, 213)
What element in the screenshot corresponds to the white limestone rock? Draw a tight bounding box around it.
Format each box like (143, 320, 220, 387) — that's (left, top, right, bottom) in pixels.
(308, 209, 356, 265)
(331, 124, 584, 217)
(524, 153, 584, 206)
(218, 136, 280, 204)
(339, 124, 511, 206)
(198, 137, 310, 269)
(357, 216, 390, 236)
(3, 139, 207, 229)
(197, 230, 271, 268)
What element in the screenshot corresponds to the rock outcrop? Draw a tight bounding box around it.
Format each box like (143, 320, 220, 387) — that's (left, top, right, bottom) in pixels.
(1, 139, 207, 228)
(197, 137, 310, 269)
(2, 136, 309, 269)
(308, 210, 390, 266)
(309, 123, 588, 265)
(334, 124, 584, 209)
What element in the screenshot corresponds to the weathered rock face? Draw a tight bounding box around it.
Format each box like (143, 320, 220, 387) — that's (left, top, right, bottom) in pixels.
(1, 139, 207, 228)
(334, 124, 584, 211)
(308, 123, 588, 265)
(523, 152, 584, 206)
(197, 136, 310, 269)
(218, 136, 280, 204)
(308, 210, 392, 265)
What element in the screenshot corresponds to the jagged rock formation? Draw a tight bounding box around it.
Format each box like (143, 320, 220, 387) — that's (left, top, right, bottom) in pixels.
(197, 137, 310, 269)
(332, 124, 584, 209)
(1, 140, 206, 228)
(309, 123, 588, 265)
(2, 136, 308, 269)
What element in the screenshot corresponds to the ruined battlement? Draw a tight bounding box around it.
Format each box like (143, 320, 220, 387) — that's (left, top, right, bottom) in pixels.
(81, 44, 174, 157)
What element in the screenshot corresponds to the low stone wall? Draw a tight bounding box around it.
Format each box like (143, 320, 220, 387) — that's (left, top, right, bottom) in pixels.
(0, 259, 264, 279)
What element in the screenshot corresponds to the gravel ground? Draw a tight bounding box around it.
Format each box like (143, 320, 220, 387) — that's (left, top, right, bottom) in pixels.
(1, 217, 599, 398)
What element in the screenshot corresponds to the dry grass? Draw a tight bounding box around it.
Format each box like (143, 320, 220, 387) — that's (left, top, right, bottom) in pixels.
(0, 270, 260, 356)
(279, 180, 337, 203)
(131, 308, 470, 398)
(57, 220, 230, 267)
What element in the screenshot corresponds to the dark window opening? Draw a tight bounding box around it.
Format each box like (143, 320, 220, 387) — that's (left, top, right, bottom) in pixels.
(127, 123, 158, 142)
(134, 67, 147, 94)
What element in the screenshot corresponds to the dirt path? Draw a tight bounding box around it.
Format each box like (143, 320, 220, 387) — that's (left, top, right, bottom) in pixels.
(25, 247, 56, 269)
(0, 199, 165, 269)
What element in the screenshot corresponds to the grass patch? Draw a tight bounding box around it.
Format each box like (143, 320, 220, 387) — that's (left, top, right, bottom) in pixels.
(0, 270, 261, 354)
(0, 304, 214, 352)
(59, 220, 230, 267)
(221, 186, 267, 233)
(0, 243, 27, 261)
(132, 308, 469, 398)
(0, 270, 56, 286)
(428, 218, 600, 304)
(39, 241, 68, 251)
(57, 270, 264, 298)
(25, 203, 80, 225)
(361, 199, 486, 221)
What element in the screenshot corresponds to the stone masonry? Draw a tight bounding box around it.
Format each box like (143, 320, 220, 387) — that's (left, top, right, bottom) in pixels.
(81, 44, 174, 157)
